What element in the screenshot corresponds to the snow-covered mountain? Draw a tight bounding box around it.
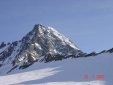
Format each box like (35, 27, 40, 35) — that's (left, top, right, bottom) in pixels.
(0, 24, 84, 73)
(0, 24, 113, 85)
(0, 51, 113, 85)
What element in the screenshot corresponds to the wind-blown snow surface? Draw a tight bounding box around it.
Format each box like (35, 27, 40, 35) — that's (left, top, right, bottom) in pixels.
(0, 53, 113, 85)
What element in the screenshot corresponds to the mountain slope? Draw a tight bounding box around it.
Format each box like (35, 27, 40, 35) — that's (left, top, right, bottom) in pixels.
(0, 52, 113, 85)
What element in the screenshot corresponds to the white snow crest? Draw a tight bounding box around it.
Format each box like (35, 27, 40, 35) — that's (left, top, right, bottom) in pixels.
(48, 27, 79, 50)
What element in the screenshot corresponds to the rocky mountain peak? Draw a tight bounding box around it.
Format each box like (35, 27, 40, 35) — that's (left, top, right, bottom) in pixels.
(33, 24, 45, 32)
(0, 24, 84, 73)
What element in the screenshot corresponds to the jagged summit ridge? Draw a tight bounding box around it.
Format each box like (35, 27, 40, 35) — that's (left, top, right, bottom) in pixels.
(32, 24, 79, 50)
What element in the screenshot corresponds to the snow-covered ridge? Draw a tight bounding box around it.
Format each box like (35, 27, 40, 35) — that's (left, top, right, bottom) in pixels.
(48, 27, 79, 50)
(0, 52, 113, 85)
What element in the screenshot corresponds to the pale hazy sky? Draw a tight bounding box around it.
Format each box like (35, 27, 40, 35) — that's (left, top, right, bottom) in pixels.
(0, 0, 113, 52)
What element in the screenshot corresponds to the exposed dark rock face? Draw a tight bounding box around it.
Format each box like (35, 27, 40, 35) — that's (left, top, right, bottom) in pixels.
(85, 52, 97, 57)
(0, 44, 15, 61)
(107, 48, 113, 53)
(0, 42, 6, 49)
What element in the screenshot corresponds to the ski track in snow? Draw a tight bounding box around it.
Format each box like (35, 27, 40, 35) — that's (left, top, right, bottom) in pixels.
(0, 53, 113, 85)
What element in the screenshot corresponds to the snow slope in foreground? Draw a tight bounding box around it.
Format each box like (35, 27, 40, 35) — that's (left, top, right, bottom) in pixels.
(0, 53, 113, 85)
